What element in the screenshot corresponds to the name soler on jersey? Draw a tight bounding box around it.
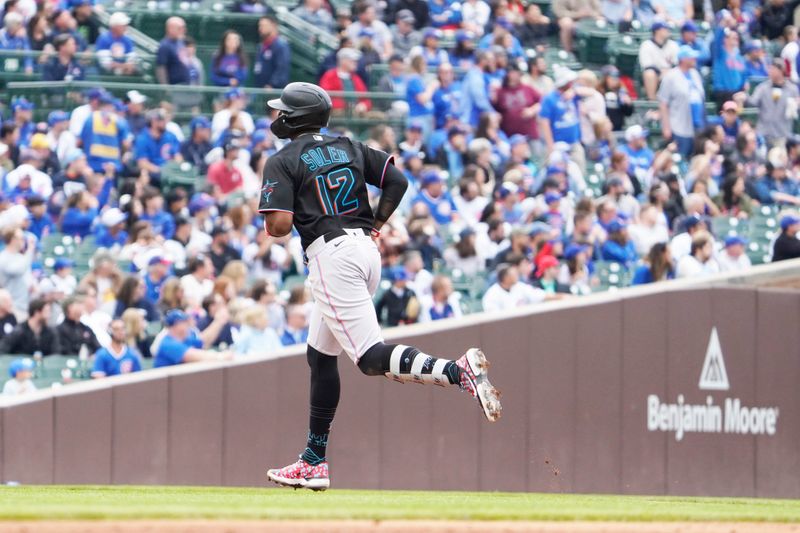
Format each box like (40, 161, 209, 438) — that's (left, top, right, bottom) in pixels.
(647, 395, 779, 441)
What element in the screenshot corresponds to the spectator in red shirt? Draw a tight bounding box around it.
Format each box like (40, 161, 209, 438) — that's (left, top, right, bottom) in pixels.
(318, 47, 372, 114)
(493, 62, 541, 139)
(207, 141, 244, 201)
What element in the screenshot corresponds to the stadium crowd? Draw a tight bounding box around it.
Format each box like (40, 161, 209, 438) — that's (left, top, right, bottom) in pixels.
(3, 0, 800, 393)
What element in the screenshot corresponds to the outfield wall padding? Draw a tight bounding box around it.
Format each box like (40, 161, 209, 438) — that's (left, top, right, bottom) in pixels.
(1, 275, 799, 496)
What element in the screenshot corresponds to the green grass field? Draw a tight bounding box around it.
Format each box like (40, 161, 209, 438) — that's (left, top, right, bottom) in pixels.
(0, 487, 798, 522)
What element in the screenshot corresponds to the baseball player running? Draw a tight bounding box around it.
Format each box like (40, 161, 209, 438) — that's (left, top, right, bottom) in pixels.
(261, 83, 502, 491)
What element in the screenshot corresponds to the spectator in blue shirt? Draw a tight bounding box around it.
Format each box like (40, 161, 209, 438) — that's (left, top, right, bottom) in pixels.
(42, 34, 85, 82)
(253, 15, 290, 89)
(432, 62, 463, 129)
(156, 17, 190, 85)
(280, 305, 309, 346)
(755, 157, 800, 206)
(60, 190, 99, 238)
(600, 218, 638, 269)
(413, 29, 450, 68)
(712, 28, 746, 107)
(0, 12, 33, 73)
(94, 207, 128, 249)
(91, 319, 142, 378)
(478, 19, 525, 60)
(154, 310, 232, 368)
(180, 116, 213, 174)
(406, 55, 438, 140)
(134, 109, 181, 178)
(678, 21, 711, 67)
(743, 39, 768, 80)
(210, 30, 248, 87)
(26, 194, 54, 241)
(460, 49, 496, 128)
(95, 12, 140, 75)
(49, 9, 88, 51)
(539, 67, 581, 151)
(619, 125, 654, 180)
(428, 0, 462, 28)
(631, 242, 674, 285)
(412, 170, 459, 224)
(80, 97, 132, 174)
(143, 256, 171, 304)
(140, 186, 176, 239)
(10, 98, 35, 149)
(114, 275, 161, 322)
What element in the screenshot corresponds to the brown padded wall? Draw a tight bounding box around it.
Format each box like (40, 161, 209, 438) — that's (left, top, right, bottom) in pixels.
(755, 288, 800, 497)
(54, 388, 113, 484)
(1, 398, 53, 484)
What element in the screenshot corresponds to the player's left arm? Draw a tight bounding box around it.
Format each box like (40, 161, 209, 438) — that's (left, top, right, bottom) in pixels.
(361, 146, 408, 234)
(259, 158, 295, 237)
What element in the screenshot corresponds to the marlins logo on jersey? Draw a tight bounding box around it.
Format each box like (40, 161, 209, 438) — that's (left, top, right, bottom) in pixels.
(262, 180, 279, 204)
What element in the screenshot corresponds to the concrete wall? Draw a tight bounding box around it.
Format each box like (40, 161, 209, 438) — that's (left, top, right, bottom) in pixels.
(1, 265, 799, 496)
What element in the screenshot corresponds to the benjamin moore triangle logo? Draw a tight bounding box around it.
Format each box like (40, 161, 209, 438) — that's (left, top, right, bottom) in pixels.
(698, 327, 730, 391)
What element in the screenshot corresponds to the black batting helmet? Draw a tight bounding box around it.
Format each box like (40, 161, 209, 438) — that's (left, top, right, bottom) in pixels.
(267, 82, 332, 139)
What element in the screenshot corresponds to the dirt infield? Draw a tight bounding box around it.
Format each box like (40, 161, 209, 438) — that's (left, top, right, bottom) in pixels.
(0, 521, 798, 532)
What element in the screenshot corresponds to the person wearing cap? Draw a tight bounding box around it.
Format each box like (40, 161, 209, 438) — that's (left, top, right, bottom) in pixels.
(772, 213, 800, 261)
(754, 147, 800, 205)
(443, 225, 483, 275)
(346, 2, 393, 60)
(658, 45, 705, 157)
(384, 0, 429, 30)
(619, 125, 654, 181)
(52, 148, 89, 190)
(134, 109, 182, 177)
(156, 17, 190, 85)
(532, 255, 570, 294)
(3, 357, 36, 396)
(678, 20, 710, 67)
(96, 12, 139, 75)
(599, 217, 638, 269)
(68, 88, 106, 138)
(143, 256, 172, 304)
(10, 98, 35, 149)
(29, 133, 59, 177)
(318, 47, 372, 113)
(711, 28, 746, 107)
(551, 0, 601, 53)
(91, 319, 142, 378)
(45, 110, 76, 163)
(0, 12, 33, 74)
(80, 93, 131, 174)
(292, 0, 335, 33)
(716, 235, 751, 272)
(207, 141, 245, 201)
(3, 154, 53, 199)
(94, 207, 129, 249)
(539, 65, 580, 153)
(71, 0, 99, 45)
(39, 257, 78, 315)
(180, 117, 212, 173)
(738, 58, 800, 146)
(374, 266, 419, 326)
(494, 62, 541, 140)
(676, 230, 719, 278)
(121, 91, 148, 136)
(669, 213, 707, 260)
(210, 89, 256, 144)
(390, 9, 422, 56)
(25, 194, 54, 241)
(0, 298, 60, 356)
(639, 21, 679, 100)
(412, 170, 459, 225)
(154, 309, 233, 368)
(598, 65, 633, 131)
(743, 40, 768, 80)
(459, 50, 497, 127)
(253, 15, 290, 89)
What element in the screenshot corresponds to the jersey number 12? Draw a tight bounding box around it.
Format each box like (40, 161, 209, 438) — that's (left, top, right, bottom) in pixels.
(314, 168, 359, 215)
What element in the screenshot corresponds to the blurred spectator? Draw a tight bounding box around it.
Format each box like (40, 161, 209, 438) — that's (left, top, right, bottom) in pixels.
(390, 10, 421, 57)
(714, 174, 754, 217)
(181, 255, 214, 308)
(156, 17, 190, 86)
(619, 125, 653, 185)
(26, 194, 55, 240)
(772, 213, 800, 261)
(96, 12, 139, 75)
(280, 304, 309, 346)
(552, 0, 601, 53)
(91, 319, 142, 378)
(208, 141, 245, 201)
(453, 178, 489, 228)
(46, 110, 76, 164)
(0, 299, 60, 355)
(0, 289, 18, 339)
(212, 88, 255, 141)
(717, 235, 752, 272)
(658, 46, 704, 157)
(650, 0, 692, 25)
(72, 0, 99, 45)
(57, 296, 101, 356)
(60, 190, 98, 238)
(518, 4, 550, 49)
(740, 59, 800, 147)
(601, 0, 632, 25)
(599, 176, 639, 219)
(375, 267, 418, 326)
(254, 15, 290, 89)
(115, 275, 160, 322)
(69, 88, 105, 137)
(405, 55, 437, 137)
(779, 25, 799, 83)
(80, 252, 123, 317)
(180, 117, 213, 174)
(412, 29, 449, 68)
(5, 152, 54, 200)
(210, 30, 248, 88)
(234, 304, 283, 355)
(347, 1, 393, 60)
(95, 207, 128, 249)
(419, 275, 461, 322)
(631, 242, 674, 284)
(639, 21, 679, 100)
(525, 55, 554, 95)
(27, 12, 51, 52)
(678, 21, 710, 67)
(10, 98, 35, 149)
(436, 125, 469, 180)
(293, 0, 334, 32)
(233, 0, 268, 13)
(134, 109, 182, 177)
(196, 294, 235, 348)
(0, 12, 33, 74)
(429, 0, 462, 28)
(481, 263, 545, 312)
(743, 39, 768, 80)
(532, 255, 570, 294)
(755, 148, 800, 206)
(140, 186, 176, 239)
(494, 63, 541, 139)
(3, 358, 35, 396)
(575, 70, 606, 147)
(124, 91, 148, 135)
(460, 50, 496, 127)
(412, 170, 458, 225)
(711, 28, 746, 106)
(39, 258, 78, 299)
(598, 65, 632, 132)
(80, 95, 131, 174)
(319, 48, 371, 114)
(384, 0, 429, 29)
(600, 218, 638, 268)
(144, 256, 172, 304)
(49, 9, 87, 51)
(209, 226, 242, 275)
(539, 67, 581, 153)
(377, 54, 408, 108)
(432, 63, 462, 130)
(0, 228, 35, 316)
(676, 230, 719, 278)
(629, 204, 669, 256)
(153, 309, 232, 367)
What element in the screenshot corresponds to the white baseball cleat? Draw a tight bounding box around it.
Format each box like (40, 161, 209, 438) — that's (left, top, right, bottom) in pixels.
(455, 348, 502, 422)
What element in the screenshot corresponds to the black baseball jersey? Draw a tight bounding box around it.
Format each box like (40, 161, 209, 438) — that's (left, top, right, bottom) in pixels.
(258, 133, 394, 250)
